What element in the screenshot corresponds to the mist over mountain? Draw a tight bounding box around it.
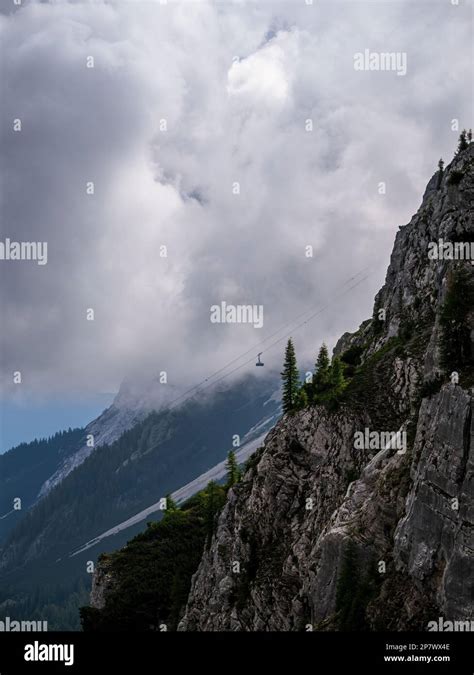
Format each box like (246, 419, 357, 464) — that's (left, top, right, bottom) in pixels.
(84, 143, 474, 632)
(1, 0, 471, 404)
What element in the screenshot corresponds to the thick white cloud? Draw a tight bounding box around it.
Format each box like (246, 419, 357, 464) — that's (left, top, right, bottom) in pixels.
(0, 0, 472, 402)
(227, 39, 292, 105)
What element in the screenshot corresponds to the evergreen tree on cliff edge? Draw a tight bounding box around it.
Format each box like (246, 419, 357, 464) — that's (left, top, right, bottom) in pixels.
(281, 338, 299, 413)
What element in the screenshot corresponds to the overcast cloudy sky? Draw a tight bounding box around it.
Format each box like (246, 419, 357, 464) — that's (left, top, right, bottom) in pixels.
(0, 0, 472, 445)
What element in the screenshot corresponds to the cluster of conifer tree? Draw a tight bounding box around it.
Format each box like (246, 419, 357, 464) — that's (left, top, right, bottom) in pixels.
(437, 129, 472, 185)
(80, 454, 243, 631)
(457, 128, 472, 153)
(280, 339, 347, 414)
(439, 265, 474, 374)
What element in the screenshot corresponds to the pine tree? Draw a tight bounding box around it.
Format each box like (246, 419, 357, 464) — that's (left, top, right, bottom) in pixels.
(225, 450, 240, 488)
(335, 540, 372, 631)
(204, 480, 225, 547)
(468, 129, 473, 143)
(439, 266, 474, 371)
(313, 343, 330, 396)
(164, 493, 178, 512)
(296, 387, 308, 410)
(436, 158, 444, 189)
(457, 129, 468, 153)
(281, 338, 299, 413)
(329, 356, 346, 395)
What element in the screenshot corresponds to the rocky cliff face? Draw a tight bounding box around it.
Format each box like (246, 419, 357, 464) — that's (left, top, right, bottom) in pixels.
(179, 145, 474, 631)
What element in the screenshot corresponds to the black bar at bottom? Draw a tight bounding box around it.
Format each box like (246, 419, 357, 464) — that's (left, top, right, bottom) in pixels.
(0, 631, 471, 674)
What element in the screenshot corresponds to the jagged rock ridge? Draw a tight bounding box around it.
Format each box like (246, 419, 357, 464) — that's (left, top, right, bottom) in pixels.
(179, 145, 474, 631)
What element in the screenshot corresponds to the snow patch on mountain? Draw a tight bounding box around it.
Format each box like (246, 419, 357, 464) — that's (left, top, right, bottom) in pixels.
(69, 428, 272, 558)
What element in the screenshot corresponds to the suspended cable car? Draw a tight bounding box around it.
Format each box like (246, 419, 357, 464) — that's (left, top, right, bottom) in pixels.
(256, 352, 264, 367)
